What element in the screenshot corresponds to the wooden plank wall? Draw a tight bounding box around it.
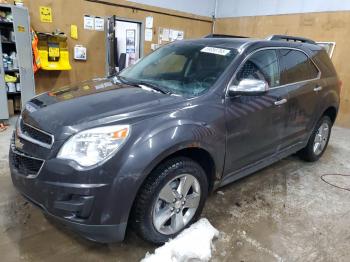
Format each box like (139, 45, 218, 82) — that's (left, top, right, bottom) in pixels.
(215, 12, 350, 127)
(22, 0, 212, 94)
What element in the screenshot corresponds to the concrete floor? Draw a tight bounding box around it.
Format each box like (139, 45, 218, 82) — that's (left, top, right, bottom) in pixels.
(1, 118, 350, 262)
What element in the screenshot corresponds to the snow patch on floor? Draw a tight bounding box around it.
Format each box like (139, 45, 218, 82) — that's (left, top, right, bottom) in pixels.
(141, 218, 219, 262)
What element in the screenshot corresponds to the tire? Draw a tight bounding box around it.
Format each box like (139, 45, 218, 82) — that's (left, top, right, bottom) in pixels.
(298, 115, 332, 162)
(132, 157, 208, 244)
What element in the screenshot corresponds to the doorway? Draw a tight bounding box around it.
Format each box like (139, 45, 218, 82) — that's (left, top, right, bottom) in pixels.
(106, 16, 144, 76)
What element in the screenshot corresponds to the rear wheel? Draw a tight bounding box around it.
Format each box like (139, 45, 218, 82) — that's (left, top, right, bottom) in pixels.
(298, 115, 332, 162)
(132, 157, 208, 244)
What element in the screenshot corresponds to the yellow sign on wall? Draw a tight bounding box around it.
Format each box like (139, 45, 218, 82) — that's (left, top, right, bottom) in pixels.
(39, 6, 52, 23)
(70, 25, 78, 40)
(48, 46, 60, 58)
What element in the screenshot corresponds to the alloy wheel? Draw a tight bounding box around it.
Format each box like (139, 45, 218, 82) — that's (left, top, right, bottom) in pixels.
(152, 174, 201, 235)
(313, 122, 330, 155)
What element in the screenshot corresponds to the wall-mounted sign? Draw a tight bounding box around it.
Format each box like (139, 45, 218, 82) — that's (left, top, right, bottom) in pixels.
(162, 28, 170, 41)
(39, 6, 52, 23)
(74, 45, 87, 60)
(145, 28, 153, 42)
(84, 15, 94, 30)
(126, 29, 136, 54)
(70, 24, 78, 39)
(145, 16, 153, 29)
(94, 17, 105, 31)
(169, 30, 184, 41)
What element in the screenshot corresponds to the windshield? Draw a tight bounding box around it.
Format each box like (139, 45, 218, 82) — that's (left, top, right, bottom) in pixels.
(119, 42, 238, 97)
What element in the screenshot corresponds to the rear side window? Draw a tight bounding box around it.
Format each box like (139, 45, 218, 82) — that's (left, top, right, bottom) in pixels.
(234, 49, 280, 88)
(279, 49, 319, 85)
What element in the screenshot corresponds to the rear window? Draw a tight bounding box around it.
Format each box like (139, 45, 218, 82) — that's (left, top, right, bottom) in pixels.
(279, 49, 319, 85)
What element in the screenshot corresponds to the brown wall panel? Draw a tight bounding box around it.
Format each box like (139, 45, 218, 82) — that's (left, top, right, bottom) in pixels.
(23, 0, 212, 94)
(215, 12, 350, 127)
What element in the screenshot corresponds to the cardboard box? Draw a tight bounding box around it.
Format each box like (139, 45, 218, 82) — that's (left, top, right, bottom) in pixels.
(7, 99, 14, 116)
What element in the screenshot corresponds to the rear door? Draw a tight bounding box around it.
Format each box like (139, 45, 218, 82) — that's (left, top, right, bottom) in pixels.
(278, 49, 321, 148)
(224, 49, 289, 175)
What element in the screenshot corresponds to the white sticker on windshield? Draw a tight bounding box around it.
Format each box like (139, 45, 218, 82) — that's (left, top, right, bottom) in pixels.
(200, 46, 231, 56)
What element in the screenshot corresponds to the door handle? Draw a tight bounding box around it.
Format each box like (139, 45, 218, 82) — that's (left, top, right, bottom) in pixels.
(314, 86, 323, 92)
(274, 98, 287, 106)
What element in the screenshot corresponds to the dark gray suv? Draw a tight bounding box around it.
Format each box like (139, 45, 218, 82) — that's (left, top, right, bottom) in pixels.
(10, 34, 340, 244)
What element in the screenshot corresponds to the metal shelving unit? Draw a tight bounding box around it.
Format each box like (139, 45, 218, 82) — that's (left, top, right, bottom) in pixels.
(0, 4, 35, 119)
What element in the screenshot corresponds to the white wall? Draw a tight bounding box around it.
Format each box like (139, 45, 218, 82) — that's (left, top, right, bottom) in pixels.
(217, 0, 350, 18)
(127, 0, 217, 17)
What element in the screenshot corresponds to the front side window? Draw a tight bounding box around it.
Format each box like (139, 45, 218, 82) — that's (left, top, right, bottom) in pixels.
(279, 49, 319, 85)
(233, 49, 280, 88)
(119, 43, 238, 97)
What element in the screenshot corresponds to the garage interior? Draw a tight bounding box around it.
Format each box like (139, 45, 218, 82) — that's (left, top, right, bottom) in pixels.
(0, 0, 350, 261)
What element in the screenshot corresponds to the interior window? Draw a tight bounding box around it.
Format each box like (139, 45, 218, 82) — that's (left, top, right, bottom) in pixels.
(234, 49, 280, 88)
(279, 49, 319, 85)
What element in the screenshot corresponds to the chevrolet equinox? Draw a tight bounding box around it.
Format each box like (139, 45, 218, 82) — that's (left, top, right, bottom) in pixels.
(10, 34, 340, 244)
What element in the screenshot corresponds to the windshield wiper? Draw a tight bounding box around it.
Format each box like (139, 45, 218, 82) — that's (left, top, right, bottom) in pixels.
(136, 81, 171, 94)
(116, 76, 170, 94)
(115, 75, 171, 94)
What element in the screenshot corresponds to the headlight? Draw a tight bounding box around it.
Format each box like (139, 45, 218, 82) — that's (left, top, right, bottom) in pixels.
(57, 125, 130, 167)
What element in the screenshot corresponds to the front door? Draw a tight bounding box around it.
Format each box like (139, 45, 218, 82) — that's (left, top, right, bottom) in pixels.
(224, 49, 289, 176)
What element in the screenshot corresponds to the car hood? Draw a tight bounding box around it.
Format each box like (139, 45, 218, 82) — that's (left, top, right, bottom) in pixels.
(21, 78, 185, 139)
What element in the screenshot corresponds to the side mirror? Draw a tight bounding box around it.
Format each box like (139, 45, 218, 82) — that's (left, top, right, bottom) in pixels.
(228, 79, 269, 96)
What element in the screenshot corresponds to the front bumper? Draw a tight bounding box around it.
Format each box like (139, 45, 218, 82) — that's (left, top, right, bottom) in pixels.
(9, 139, 128, 243)
(20, 189, 126, 243)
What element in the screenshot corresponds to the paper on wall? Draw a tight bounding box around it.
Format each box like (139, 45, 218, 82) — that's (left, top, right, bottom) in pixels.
(162, 28, 170, 41)
(84, 15, 94, 30)
(169, 29, 177, 41)
(145, 28, 153, 42)
(94, 17, 104, 31)
(145, 16, 153, 29)
(177, 31, 184, 40)
(126, 29, 136, 54)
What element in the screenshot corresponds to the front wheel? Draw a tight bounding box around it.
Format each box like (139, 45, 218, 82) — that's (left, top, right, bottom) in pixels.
(298, 115, 332, 162)
(132, 157, 208, 244)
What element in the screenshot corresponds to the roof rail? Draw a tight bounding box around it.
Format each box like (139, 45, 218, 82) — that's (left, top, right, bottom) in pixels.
(204, 34, 248, 39)
(267, 35, 316, 45)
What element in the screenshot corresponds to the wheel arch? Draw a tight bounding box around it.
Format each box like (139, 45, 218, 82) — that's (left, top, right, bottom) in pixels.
(140, 145, 218, 194)
(322, 106, 338, 124)
(127, 145, 218, 226)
